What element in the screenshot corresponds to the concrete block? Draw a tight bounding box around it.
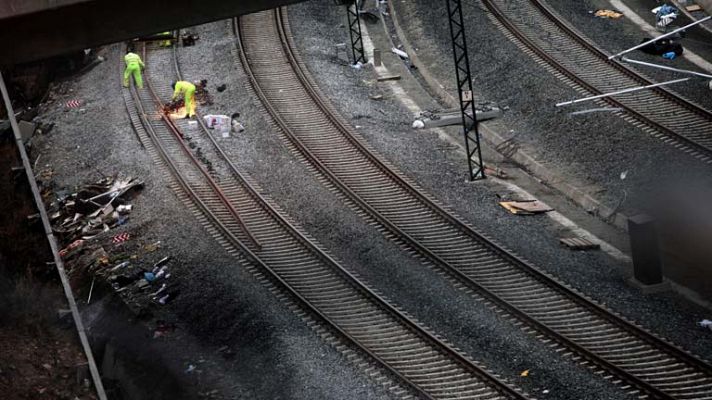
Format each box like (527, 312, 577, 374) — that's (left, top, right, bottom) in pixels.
(18, 120, 35, 143)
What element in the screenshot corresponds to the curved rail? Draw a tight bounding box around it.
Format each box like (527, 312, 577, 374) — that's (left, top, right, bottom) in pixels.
(236, 8, 712, 399)
(124, 42, 528, 400)
(482, 0, 712, 163)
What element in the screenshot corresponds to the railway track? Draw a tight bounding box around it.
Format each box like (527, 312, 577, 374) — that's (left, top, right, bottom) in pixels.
(481, 0, 712, 163)
(237, 8, 712, 399)
(121, 42, 530, 400)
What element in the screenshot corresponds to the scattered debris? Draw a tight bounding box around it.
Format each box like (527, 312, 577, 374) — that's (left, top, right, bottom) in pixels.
(560, 237, 601, 250)
(231, 113, 245, 134)
(185, 364, 196, 374)
(216, 84, 227, 92)
(499, 200, 553, 215)
(484, 166, 509, 179)
(594, 9, 623, 19)
(203, 114, 231, 137)
(65, 99, 82, 109)
(698, 319, 712, 331)
(686, 5, 703, 12)
(112, 232, 131, 244)
(86, 277, 96, 304)
(520, 369, 530, 377)
(391, 47, 409, 60)
(639, 37, 684, 57)
(653, 4, 678, 29)
(377, 74, 401, 82)
(412, 120, 425, 129)
(662, 51, 678, 60)
(181, 32, 200, 47)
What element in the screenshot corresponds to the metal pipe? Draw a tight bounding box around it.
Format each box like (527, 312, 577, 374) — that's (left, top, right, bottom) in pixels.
(556, 78, 689, 107)
(608, 15, 711, 60)
(0, 71, 108, 400)
(621, 57, 712, 79)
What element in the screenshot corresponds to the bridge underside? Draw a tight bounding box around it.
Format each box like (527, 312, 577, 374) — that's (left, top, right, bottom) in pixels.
(1, 0, 307, 65)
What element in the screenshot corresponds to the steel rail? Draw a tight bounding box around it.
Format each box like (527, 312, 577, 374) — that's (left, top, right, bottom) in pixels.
(125, 42, 528, 400)
(236, 7, 712, 400)
(139, 46, 262, 252)
(482, 0, 712, 162)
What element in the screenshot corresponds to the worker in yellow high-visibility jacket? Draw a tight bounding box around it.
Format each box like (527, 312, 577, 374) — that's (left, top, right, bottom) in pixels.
(171, 81, 196, 118)
(123, 49, 145, 89)
(159, 31, 173, 47)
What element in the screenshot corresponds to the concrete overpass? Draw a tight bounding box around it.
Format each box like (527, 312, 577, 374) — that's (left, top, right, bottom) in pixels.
(0, 0, 308, 65)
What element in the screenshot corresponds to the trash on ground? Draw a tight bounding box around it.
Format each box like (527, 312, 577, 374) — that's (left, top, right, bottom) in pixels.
(662, 51, 678, 60)
(412, 120, 425, 129)
(65, 99, 82, 109)
(216, 84, 227, 92)
(181, 32, 199, 47)
(377, 74, 401, 82)
(112, 232, 131, 244)
(158, 290, 179, 304)
(231, 113, 245, 134)
(154, 256, 171, 269)
(653, 4, 678, 28)
(594, 9, 623, 19)
(698, 319, 712, 330)
(391, 47, 409, 60)
(484, 166, 509, 179)
(638, 37, 683, 57)
(520, 369, 530, 377)
(499, 200, 553, 215)
(686, 5, 703, 12)
(203, 114, 231, 137)
(350, 61, 364, 70)
(560, 237, 600, 250)
(185, 364, 196, 374)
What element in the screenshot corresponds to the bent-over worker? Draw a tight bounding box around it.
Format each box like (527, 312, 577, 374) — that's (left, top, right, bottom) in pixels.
(123, 49, 145, 89)
(171, 81, 196, 118)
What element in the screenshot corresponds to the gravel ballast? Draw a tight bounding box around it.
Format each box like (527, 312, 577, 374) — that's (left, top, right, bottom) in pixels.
(390, 0, 712, 216)
(31, 43, 398, 399)
(286, 0, 712, 371)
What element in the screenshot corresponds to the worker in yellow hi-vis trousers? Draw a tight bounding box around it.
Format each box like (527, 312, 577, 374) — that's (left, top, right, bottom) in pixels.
(171, 81, 196, 118)
(123, 49, 145, 89)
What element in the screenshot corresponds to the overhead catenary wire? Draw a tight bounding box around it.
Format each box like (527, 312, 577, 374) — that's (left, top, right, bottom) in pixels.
(621, 56, 712, 79)
(555, 77, 690, 107)
(608, 15, 712, 60)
